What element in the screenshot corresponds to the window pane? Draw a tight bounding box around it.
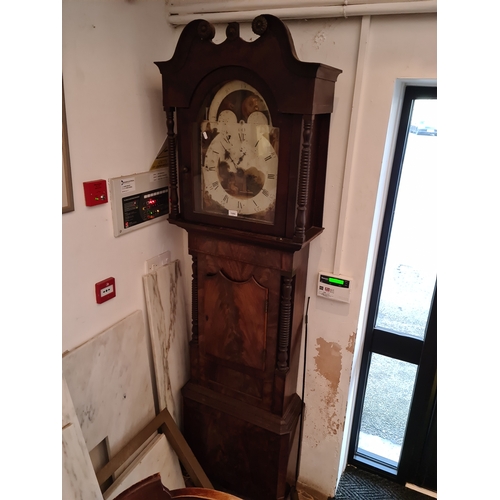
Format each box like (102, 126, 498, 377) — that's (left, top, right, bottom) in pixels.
(375, 99, 437, 339)
(357, 354, 418, 466)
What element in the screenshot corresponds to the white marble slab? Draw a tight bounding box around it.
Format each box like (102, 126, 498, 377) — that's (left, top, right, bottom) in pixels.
(103, 433, 185, 500)
(143, 260, 190, 425)
(62, 310, 156, 457)
(63, 373, 75, 429)
(62, 375, 104, 500)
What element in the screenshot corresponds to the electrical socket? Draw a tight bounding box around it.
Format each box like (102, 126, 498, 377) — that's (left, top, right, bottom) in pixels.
(95, 277, 116, 304)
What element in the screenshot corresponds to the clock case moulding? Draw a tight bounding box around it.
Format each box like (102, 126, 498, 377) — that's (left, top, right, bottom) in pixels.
(155, 14, 342, 251)
(155, 14, 342, 500)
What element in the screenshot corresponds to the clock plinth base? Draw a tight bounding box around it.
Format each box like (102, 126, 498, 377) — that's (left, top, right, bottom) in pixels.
(182, 381, 302, 500)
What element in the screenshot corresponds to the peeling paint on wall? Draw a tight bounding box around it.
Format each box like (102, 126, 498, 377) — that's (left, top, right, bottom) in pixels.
(346, 331, 356, 354)
(314, 338, 342, 436)
(313, 30, 327, 49)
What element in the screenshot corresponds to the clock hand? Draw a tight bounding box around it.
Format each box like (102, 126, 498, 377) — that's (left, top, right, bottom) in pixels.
(221, 143, 238, 170)
(237, 151, 247, 166)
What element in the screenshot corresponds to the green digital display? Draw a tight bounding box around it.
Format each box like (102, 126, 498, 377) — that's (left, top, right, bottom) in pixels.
(329, 277, 345, 285)
(319, 274, 350, 288)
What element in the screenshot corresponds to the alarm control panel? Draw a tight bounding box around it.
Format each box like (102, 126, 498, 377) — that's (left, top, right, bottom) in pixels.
(110, 168, 169, 237)
(317, 272, 351, 303)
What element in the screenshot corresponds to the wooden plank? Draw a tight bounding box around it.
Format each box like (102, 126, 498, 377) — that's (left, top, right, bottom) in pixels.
(96, 407, 213, 490)
(96, 410, 167, 485)
(160, 408, 213, 489)
(103, 434, 184, 499)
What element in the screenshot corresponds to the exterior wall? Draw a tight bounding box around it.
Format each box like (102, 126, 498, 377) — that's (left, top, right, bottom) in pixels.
(62, 3, 436, 498)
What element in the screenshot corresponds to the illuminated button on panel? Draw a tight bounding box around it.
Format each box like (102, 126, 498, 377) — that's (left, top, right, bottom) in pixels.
(122, 187, 169, 229)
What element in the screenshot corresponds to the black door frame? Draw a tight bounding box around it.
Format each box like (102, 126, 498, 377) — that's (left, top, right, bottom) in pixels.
(401, 289, 437, 489)
(347, 85, 437, 487)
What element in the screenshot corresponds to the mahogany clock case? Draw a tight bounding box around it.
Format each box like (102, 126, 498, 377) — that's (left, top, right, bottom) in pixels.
(155, 14, 341, 500)
(155, 15, 342, 245)
(181, 230, 311, 500)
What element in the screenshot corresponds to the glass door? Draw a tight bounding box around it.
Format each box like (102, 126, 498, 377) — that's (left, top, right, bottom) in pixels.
(348, 86, 437, 490)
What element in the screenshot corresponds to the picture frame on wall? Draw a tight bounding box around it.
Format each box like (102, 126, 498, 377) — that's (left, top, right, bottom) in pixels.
(63, 81, 75, 214)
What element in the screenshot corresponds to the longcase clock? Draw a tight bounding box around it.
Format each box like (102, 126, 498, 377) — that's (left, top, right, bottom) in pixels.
(155, 15, 341, 500)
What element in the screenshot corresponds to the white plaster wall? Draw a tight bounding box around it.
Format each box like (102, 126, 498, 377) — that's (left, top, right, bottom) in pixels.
(62, 0, 187, 353)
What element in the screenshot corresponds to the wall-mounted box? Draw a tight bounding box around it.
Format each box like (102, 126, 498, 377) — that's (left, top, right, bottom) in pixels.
(83, 179, 108, 206)
(95, 277, 116, 304)
(109, 168, 169, 237)
(317, 272, 352, 303)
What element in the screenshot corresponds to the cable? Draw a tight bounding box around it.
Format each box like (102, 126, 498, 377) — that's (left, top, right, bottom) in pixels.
(294, 296, 310, 485)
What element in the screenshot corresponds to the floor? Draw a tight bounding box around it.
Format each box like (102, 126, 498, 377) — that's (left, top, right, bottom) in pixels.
(190, 465, 435, 500)
(333, 465, 433, 500)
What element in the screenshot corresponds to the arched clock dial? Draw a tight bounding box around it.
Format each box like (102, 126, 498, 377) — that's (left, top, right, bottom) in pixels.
(201, 80, 279, 223)
(202, 123, 278, 216)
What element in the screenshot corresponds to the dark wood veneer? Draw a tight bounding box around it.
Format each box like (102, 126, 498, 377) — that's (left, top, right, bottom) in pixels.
(155, 14, 341, 500)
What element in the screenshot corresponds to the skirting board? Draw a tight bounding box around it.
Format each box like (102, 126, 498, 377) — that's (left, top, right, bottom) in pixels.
(406, 483, 437, 498)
